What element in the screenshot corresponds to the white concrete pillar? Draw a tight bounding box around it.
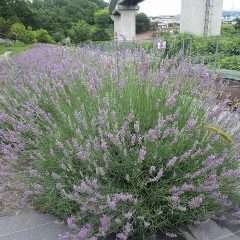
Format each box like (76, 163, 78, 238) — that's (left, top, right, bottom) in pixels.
(112, 5, 139, 41)
(180, 0, 223, 36)
(209, 0, 224, 36)
(111, 15, 122, 37)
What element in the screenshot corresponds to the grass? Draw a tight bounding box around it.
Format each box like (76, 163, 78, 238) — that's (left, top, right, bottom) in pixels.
(0, 42, 32, 55)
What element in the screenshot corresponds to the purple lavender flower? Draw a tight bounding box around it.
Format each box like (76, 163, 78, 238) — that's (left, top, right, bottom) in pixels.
(188, 195, 204, 209)
(139, 147, 147, 161)
(67, 217, 77, 229)
(99, 215, 111, 233)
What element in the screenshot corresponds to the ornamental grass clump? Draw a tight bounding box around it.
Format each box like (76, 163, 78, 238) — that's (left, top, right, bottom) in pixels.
(1, 44, 240, 239)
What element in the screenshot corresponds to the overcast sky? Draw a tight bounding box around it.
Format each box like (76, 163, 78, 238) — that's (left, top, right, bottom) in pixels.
(138, 0, 240, 16)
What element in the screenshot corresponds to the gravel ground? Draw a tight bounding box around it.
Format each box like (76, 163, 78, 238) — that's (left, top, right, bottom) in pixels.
(0, 155, 33, 217)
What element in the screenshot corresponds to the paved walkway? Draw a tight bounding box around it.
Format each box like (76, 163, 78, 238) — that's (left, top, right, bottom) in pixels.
(0, 210, 240, 240)
(0, 212, 68, 240)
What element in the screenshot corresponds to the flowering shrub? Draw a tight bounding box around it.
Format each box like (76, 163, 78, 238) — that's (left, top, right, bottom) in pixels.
(1, 44, 240, 239)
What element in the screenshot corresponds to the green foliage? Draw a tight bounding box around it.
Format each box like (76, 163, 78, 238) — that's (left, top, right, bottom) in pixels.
(94, 9, 111, 28)
(8, 22, 54, 44)
(9, 22, 36, 44)
(221, 24, 239, 35)
(150, 22, 158, 30)
(219, 35, 240, 55)
(35, 29, 54, 43)
(235, 18, 240, 31)
(69, 20, 93, 43)
(136, 12, 151, 33)
(0, 41, 31, 55)
(52, 32, 65, 43)
(0, 17, 11, 38)
(0, 0, 109, 41)
(9, 22, 26, 40)
(91, 27, 111, 41)
(219, 55, 240, 71)
(0, 0, 37, 27)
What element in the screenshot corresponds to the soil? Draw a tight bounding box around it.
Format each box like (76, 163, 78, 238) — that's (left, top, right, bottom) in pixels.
(136, 30, 156, 41)
(225, 80, 240, 99)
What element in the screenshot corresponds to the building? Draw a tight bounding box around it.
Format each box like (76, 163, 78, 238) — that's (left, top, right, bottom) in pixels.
(222, 14, 240, 24)
(150, 16, 180, 25)
(150, 15, 180, 33)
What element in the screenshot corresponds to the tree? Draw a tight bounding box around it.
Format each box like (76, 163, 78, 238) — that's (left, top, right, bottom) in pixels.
(35, 29, 54, 43)
(52, 31, 65, 43)
(9, 22, 36, 43)
(91, 28, 110, 41)
(69, 20, 93, 43)
(0, 17, 10, 38)
(94, 9, 111, 28)
(0, 0, 109, 41)
(9, 22, 26, 41)
(136, 12, 150, 33)
(0, 0, 37, 27)
(235, 18, 240, 31)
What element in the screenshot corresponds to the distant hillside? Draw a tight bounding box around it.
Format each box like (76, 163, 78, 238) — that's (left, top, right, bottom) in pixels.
(222, 10, 240, 17)
(175, 11, 240, 18)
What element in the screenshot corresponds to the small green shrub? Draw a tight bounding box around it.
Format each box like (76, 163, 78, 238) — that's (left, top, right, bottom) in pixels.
(69, 20, 93, 44)
(91, 28, 111, 41)
(35, 29, 54, 43)
(219, 55, 240, 71)
(52, 32, 65, 43)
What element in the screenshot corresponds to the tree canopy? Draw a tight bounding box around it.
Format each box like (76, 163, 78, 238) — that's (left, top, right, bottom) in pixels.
(136, 12, 151, 34)
(0, 0, 111, 42)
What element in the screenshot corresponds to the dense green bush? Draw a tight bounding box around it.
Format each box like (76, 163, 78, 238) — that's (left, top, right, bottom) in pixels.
(221, 24, 239, 35)
(35, 29, 54, 43)
(219, 55, 240, 71)
(91, 28, 111, 41)
(136, 12, 151, 33)
(52, 31, 65, 43)
(235, 18, 240, 31)
(69, 20, 93, 43)
(8, 23, 36, 44)
(94, 9, 111, 28)
(7, 22, 54, 44)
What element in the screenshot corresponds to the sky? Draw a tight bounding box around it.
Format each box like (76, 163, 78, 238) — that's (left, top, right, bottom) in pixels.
(138, 0, 240, 16)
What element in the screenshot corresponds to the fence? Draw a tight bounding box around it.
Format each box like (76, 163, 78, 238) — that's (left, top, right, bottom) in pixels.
(89, 34, 240, 72)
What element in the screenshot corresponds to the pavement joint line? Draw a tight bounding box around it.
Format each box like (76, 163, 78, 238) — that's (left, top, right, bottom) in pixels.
(0, 220, 55, 237)
(0, 211, 38, 219)
(211, 229, 240, 240)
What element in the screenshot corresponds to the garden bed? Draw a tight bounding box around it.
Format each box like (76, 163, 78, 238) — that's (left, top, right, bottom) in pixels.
(1, 44, 240, 240)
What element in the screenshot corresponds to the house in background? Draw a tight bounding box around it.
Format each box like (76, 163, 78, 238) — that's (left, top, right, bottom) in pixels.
(150, 15, 180, 33)
(222, 12, 240, 24)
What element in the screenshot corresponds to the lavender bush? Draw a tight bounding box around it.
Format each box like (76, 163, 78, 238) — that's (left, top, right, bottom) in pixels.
(1, 44, 240, 239)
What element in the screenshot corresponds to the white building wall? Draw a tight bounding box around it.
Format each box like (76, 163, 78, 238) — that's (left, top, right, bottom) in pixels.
(180, 0, 223, 36)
